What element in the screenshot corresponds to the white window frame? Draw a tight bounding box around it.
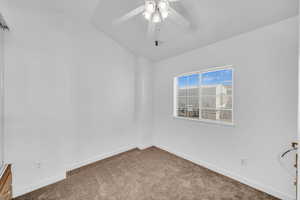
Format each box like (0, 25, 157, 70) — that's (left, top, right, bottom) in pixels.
(173, 66, 234, 126)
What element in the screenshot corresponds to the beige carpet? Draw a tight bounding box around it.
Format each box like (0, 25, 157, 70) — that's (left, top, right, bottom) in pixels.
(15, 147, 279, 200)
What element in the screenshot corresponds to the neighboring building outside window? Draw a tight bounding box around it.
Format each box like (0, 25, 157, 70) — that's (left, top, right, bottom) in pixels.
(174, 66, 233, 125)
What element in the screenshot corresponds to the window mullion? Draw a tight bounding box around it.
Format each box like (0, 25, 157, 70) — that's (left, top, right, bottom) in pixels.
(199, 72, 202, 120)
(187, 75, 190, 118)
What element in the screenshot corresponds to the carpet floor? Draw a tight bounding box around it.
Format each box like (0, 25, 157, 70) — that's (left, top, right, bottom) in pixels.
(15, 147, 279, 200)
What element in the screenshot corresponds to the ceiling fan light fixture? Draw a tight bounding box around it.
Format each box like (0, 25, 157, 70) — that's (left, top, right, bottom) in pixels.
(152, 12, 162, 23)
(143, 11, 152, 20)
(161, 10, 169, 19)
(158, 0, 169, 11)
(143, 0, 170, 23)
(145, 1, 156, 14)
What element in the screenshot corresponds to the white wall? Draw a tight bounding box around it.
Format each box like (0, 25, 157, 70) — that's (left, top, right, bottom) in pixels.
(135, 56, 153, 149)
(297, 7, 300, 200)
(1, 5, 137, 197)
(0, 28, 4, 171)
(0, 1, 297, 199)
(153, 17, 298, 200)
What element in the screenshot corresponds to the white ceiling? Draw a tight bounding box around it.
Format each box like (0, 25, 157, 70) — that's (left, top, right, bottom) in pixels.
(92, 0, 298, 61)
(1, 0, 299, 61)
(0, 0, 100, 20)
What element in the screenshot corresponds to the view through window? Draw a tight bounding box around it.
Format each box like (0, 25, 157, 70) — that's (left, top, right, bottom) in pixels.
(174, 67, 233, 124)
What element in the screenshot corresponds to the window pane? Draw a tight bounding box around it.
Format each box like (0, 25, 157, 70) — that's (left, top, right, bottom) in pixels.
(223, 85, 232, 95)
(187, 74, 199, 87)
(219, 95, 232, 109)
(202, 87, 216, 95)
(177, 76, 188, 117)
(177, 96, 187, 108)
(201, 95, 216, 108)
(189, 97, 199, 106)
(177, 76, 188, 96)
(187, 74, 199, 96)
(201, 85, 232, 96)
(177, 108, 187, 117)
(200, 68, 233, 123)
(177, 96, 187, 117)
(176, 74, 200, 119)
(178, 76, 188, 89)
(201, 69, 232, 85)
(178, 88, 187, 97)
(187, 97, 199, 118)
(219, 110, 232, 122)
(201, 109, 218, 121)
(187, 74, 199, 118)
(187, 109, 199, 118)
(201, 109, 232, 122)
(188, 88, 199, 97)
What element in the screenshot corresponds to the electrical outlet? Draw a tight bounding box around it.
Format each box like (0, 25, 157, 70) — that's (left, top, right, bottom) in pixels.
(240, 159, 247, 167)
(36, 162, 41, 169)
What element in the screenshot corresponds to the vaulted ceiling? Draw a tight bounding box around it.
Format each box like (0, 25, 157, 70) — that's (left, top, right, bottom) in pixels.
(92, 0, 298, 61)
(1, 0, 299, 61)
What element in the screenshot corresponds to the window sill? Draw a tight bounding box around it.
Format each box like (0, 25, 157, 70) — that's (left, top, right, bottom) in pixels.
(172, 116, 235, 127)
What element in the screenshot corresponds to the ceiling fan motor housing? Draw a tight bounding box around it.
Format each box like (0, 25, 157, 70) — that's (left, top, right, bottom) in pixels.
(144, 0, 170, 23)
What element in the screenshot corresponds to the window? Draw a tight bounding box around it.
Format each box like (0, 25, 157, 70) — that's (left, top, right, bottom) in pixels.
(174, 66, 233, 125)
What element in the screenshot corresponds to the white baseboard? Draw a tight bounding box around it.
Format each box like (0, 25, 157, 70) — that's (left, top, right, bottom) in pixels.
(67, 144, 137, 172)
(13, 144, 293, 200)
(155, 144, 295, 200)
(13, 144, 137, 198)
(13, 173, 66, 198)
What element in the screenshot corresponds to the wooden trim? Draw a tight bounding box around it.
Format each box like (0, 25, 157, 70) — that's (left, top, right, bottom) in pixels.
(0, 164, 11, 192)
(0, 164, 12, 200)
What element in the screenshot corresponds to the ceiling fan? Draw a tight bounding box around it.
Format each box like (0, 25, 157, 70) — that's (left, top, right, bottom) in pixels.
(113, 0, 191, 39)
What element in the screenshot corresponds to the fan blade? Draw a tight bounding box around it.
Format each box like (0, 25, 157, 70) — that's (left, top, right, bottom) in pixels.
(168, 7, 191, 29)
(113, 5, 145, 25)
(147, 21, 156, 38)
